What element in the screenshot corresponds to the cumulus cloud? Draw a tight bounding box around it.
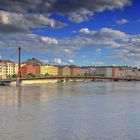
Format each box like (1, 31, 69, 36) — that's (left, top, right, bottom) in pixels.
(116, 18, 129, 25)
(0, 0, 132, 24)
(0, 25, 140, 66)
(79, 28, 95, 34)
(0, 27, 138, 56)
(68, 59, 75, 63)
(54, 58, 62, 64)
(64, 49, 71, 53)
(0, 10, 66, 33)
(79, 27, 127, 39)
(0, 0, 138, 66)
(0, 0, 132, 33)
(41, 37, 58, 45)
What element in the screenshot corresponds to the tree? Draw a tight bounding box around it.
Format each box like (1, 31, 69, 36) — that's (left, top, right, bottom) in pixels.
(27, 73, 36, 78)
(11, 74, 18, 78)
(45, 73, 50, 77)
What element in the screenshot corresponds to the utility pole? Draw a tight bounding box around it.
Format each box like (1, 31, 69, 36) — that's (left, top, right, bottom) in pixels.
(18, 47, 21, 79)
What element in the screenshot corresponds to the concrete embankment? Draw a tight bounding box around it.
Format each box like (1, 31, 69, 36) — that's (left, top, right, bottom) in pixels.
(9, 79, 86, 86)
(20, 79, 58, 85)
(2, 78, 115, 86)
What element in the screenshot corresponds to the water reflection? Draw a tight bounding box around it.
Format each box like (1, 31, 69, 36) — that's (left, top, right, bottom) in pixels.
(1, 82, 140, 140)
(0, 86, 18, 106)
(17, 86, 21, 109)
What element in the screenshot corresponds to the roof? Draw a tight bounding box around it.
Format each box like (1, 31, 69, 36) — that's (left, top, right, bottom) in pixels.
(0, 59, 15, 63)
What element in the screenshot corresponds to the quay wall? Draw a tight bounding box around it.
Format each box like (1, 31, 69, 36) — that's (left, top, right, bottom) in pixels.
(20, 79, 58, 85)
(10, 79, 86, 86)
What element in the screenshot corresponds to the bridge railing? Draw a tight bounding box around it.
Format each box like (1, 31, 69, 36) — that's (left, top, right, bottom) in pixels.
(18, 76, 140, 81)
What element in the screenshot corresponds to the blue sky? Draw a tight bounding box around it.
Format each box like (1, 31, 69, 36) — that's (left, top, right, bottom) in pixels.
(0, 0, 140, 66)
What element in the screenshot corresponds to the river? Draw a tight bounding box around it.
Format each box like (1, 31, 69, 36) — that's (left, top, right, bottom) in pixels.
(0, 82, 140, 140)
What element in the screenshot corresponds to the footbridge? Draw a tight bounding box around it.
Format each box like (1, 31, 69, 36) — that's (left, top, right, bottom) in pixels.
(19, 76, 140, 82)
(1, 76, 140, 86)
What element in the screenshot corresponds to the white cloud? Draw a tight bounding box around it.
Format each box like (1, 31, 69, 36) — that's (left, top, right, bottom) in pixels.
(54, 58, 62, 64)
(99, 28, 127, 39)
(79, 27, 127, 39)
(0, 12, 9, 24)
(64, 49, 71, 53)
(79, 28, 95, 34)
(0, 10, 66, 33)
(41, 37, 58, 45)
(68, 59, 75, 63)
(116, 18, 129, 25)
(0, 0, 132, 26)
(0, 26, 140, 67)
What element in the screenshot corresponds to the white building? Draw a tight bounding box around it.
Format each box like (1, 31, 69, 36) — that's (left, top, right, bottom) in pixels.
(95, 67, 113, 76)
(120, 67, 136, 78)
(80, 67, 90, 75)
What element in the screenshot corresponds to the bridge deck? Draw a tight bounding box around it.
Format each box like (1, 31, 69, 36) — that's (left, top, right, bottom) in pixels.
(19, 76, 140, 81)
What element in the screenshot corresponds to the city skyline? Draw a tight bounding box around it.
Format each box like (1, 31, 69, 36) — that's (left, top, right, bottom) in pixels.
(0, 0, 140, 66)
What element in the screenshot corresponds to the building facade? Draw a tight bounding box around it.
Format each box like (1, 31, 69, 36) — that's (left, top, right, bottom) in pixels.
(0, 60, 18, 79)
(40, 65, 48, 75)
(21, 63, 40, 76)
(40, 65, 58, 76)
(112, 67, 121, 77)
(120, 67, 135, 78)
(95, 67, 113, 76)
(88, 67, 96, 75)
(58, 66, 71, 76)
(80, 67, 90, 75)
(71, 67, 80, 76)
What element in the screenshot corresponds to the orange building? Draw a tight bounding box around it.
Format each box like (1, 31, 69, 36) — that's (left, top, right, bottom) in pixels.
(71, 67, 80, 76)
(112, 67, 121, 77)
(21, 63, 40, 76)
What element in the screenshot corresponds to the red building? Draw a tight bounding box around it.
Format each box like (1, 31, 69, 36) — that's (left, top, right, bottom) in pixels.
(21, 63, 40, 76)
(71, 67, 80, 76)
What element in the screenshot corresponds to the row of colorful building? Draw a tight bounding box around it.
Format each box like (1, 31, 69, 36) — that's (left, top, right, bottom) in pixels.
(1, 59, 140, 79)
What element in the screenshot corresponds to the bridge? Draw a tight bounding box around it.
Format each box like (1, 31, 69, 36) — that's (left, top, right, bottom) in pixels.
(19, 76, 140, 81)
(1, 76, 140, 86)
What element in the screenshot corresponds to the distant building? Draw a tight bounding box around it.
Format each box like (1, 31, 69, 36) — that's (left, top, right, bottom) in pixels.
(135, 69, 140, 78)
(21, 63, 40, 76)
(80, 67, 90, 75)
(88, 67, 96, 75)
(40, 65, 48, 75)
(0, 60, 18, 79)
(40, 65, 58, 76)
(112, 67, 121, 77)
(58, 66, 71, 76)
(120, 67, 135, 78)
(71, 67, 80, 76)
(95, 67, 113, 76)
(23, 58, 42, 66)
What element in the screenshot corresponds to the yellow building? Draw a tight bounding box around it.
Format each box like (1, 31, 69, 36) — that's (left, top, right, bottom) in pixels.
(0, 61, 6, 79)
(0, 60, 18, 79)
(40, 65, 58, 76)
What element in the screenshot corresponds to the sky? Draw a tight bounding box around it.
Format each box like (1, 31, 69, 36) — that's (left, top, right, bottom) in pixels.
(0, 0, 140, 66)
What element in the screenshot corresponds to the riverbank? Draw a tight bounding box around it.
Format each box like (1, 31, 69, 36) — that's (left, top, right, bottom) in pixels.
(0, 78, 139, 86)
